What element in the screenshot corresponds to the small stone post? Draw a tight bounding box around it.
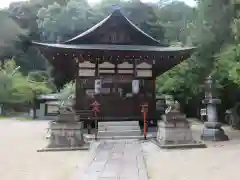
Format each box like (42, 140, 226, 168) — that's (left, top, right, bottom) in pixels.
(201, 76, 229, 141)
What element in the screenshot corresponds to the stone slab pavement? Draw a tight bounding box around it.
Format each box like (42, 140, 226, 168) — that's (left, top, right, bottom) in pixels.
(75, 140, 148, 180)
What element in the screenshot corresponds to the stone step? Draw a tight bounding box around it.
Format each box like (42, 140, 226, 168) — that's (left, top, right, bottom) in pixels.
(98, 121, 139, 127)
(90, 135, 143, 140)
(84, 133, 156, 141)
(98, 130, 141, 137)
(98, 125, 141, 131)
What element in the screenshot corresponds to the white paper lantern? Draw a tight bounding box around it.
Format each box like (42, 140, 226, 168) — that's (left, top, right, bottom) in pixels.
(95, 79, 102, 94)
(132, 80, 139, 94)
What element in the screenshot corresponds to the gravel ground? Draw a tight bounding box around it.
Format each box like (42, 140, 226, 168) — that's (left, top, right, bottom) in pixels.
(0, 120, 93, 180)
(143, 121, 240, 180)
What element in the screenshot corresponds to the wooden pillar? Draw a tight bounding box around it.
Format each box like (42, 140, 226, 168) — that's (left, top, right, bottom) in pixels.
(94, 58, 100, 105)
(75, 57, 79, 111)
(133, 59, 137, 78)
(75, 77, 79, 110)
(75, 55, 85, 110)
(95, 58, 99, 77)
(114, 63, 118, 93)
(94, 58, 100, 130)
(133, 59, 138, 115)
(152, 78, 156, 120)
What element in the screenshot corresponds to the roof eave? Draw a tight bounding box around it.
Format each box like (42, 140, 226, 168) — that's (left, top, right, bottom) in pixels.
(31, 42, 196, 52)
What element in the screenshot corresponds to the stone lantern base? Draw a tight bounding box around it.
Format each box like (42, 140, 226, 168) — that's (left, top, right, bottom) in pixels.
(201, 122, 229, 141)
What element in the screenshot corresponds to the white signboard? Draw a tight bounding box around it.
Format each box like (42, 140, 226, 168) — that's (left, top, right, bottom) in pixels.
(47, 105, 59, 114)
(95, 79, 102, 94)
(132, 80, 139, 94)
(200, 108, 207, 116)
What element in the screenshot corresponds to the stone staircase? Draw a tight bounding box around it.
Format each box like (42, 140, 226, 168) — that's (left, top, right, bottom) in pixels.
(97, 121, 142, 139)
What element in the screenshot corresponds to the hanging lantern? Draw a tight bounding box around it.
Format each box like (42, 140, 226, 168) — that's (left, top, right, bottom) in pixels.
(132, 80, 139, 94)
(95, 79, 102, 94)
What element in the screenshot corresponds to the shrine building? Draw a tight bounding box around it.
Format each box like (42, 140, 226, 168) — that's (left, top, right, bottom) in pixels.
(32, 9, 195, 124)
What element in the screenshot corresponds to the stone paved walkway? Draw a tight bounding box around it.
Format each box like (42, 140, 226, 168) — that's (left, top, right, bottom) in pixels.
(76, 140, 148, 180)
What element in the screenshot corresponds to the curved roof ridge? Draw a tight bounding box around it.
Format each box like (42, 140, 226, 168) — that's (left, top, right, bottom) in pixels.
(64, 13, 112, 44)
(64, 9, 167, 46)
(120, 10, 164, 46)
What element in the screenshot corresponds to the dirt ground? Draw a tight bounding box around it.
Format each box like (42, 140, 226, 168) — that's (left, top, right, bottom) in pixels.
(1, 119, 240, 180)
(0, 120, 93, 180)
(144, 122, 240, 180)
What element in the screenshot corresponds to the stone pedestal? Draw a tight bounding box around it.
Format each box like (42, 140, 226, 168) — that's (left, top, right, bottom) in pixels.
(157, 121, 194, 145)
(47, 121, 85, 148)
(38, 112, 89, 152)
(156, 112, 205, 148)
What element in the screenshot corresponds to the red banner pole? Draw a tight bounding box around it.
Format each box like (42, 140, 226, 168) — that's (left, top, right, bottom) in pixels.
(143, 111, 147, 140)
(91, 101, 100, 141)
(94, 110, 97, 140)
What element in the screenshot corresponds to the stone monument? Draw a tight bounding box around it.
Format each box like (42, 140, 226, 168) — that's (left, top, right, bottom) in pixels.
(156, 100, 205, 148)
(38, 98, 89, 152)
(201, 76, 229, 141)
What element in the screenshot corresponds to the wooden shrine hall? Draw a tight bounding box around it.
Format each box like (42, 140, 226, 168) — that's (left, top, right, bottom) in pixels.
(33, 8, 195, 124)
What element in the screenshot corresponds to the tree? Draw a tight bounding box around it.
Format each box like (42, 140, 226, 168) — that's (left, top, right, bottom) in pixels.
(156, 1, 195, 44)
(155, 0, 235, 118)
(0, 59, 52, 114)
(0, 11, 27, 60)
(3, 1, 48, 73)
(157, 0, 234, 94)
(37, 0, 92, 42)
(213, 0, 240, 86)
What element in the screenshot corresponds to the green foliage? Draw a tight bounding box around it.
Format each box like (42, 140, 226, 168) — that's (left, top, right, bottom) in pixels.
(156, 1, 195, 44)
(156, 56, 203, 102)
(0, 11, 28, 58)
(0, 60, 52, 106)
(28, 70, 49, 82)
(37, 0, 93, 42)
(157, 0, 235, 104)
(212, 1, 240, 87)
(3, 2, 47, 73)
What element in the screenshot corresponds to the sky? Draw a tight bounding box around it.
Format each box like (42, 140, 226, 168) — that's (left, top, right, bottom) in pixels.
(0, 0, 196, 8)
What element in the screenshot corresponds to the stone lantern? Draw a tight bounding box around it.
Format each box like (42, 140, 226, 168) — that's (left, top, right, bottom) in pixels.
(201, 76, 229, 141)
